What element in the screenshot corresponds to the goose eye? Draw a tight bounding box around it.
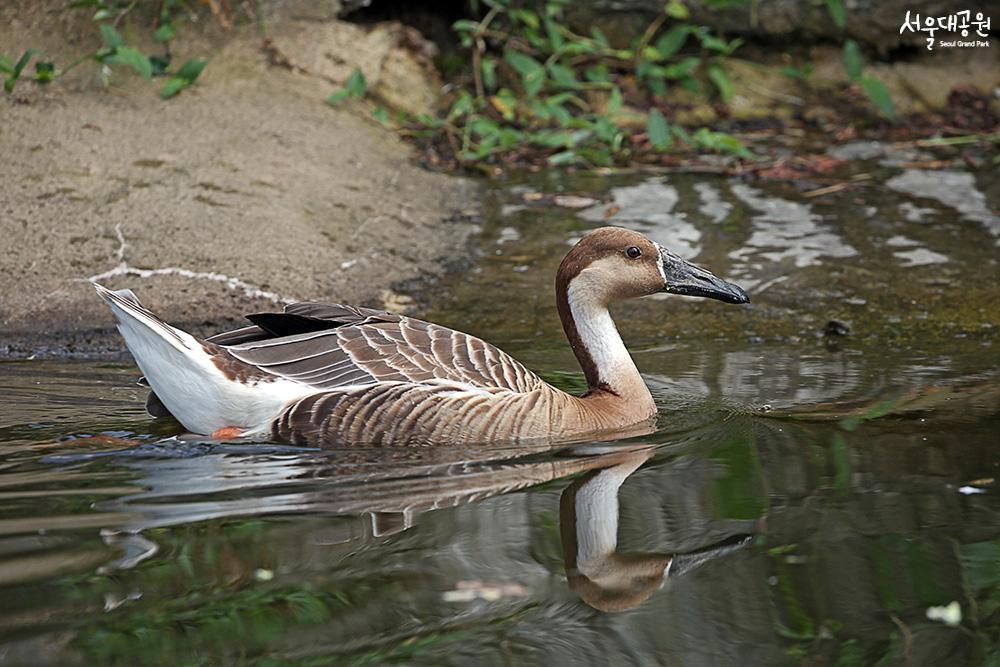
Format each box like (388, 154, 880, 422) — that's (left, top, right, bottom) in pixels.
(626, 246, 642, 259)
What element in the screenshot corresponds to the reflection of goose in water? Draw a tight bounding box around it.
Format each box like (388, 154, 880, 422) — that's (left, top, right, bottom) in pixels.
(560, 449, 751, 612)
(94, 437, 752, 613)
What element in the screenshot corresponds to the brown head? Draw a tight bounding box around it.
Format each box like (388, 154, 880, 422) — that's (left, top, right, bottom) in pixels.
(555, 227, 748, 390)
(556, 227, 749, 305)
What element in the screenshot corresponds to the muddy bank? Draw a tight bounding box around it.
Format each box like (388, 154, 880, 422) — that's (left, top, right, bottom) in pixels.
(0, 2, 478, 358)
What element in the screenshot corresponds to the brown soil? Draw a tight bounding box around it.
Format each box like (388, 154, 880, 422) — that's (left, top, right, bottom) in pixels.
(0, 1, 478, 357)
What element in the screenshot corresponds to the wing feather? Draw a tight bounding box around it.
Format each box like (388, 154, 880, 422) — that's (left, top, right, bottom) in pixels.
(146, 300, 543, 423)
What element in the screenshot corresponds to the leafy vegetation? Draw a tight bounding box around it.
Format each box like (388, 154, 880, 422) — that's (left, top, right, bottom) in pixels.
(1, 0, 207, 98)
(330, 0, 754, 170)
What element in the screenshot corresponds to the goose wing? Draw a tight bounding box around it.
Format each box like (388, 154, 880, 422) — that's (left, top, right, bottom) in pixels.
(146, 302, 544, 419)
(221, 310, 545, 393)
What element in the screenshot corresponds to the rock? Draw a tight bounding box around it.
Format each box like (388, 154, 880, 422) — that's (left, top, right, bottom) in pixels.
(823, 320, 851, 336)
(808, 45, 996, 114)
(566, 0, 980, 51)
(264, 20, 442, 117)
(712, 59, 800, 121)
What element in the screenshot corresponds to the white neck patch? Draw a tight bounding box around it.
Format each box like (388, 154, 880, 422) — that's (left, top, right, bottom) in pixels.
(566, 265, 638, 386)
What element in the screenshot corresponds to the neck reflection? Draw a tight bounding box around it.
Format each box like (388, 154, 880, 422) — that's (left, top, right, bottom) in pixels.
(560, 450, 752, 612)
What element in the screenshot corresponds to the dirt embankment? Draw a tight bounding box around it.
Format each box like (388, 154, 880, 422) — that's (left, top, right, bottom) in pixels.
(0, 2, 478, 357)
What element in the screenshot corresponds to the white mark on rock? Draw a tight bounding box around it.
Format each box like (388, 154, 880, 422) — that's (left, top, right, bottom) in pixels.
(84, 224, 294, 304)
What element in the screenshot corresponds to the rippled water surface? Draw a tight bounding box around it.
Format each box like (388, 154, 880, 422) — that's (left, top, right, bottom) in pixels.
(2, 161, 999, 666)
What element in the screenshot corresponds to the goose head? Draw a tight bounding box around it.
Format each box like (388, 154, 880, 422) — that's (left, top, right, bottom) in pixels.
(555, 226, 748, 397)
(557, 226, 749, 305)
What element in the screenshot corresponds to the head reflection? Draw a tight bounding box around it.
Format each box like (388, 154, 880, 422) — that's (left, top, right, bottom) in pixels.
(559, 449, 751, 612)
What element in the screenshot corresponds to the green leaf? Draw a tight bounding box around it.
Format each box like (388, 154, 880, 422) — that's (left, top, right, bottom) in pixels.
(0, 56, 13, 75)
(511, 9, 540, 30)
(680, 74, 700, 93)
(469, 117, 500, 138)
(345, 68, 366, 97)
(447, 91, 474, 120)
(14, 49, 36, 76)
(706, 63, 733, 102)
(547, 150, 579, 166)
(371, 106, 390, 124)
(665, 0, 690, 20)
(99, 24, 124, 49)
(663, 56, 700, 79)
(655, 26, 690, 58)
(544, 17, 564, 52)
(326, 89, 351, 105)
(548, 62, 579, 89)
(584, 63, 610, 83)
(154, 23, 176, 43)
(842, 39, 864, 81)
(504, 51, 545, 97)
(692, 128, 752, 158)
(108, 46, 152, 80)
(34, 61, 55, 84)
(825, 0, 846, 29)
(176, 59, 207, 83)
(646, 108, 670, 151)
(608, 86, 623, 114)
(451, 19, 480, 34)
(159, 76, 187, 99)
(698, 33, 730, 52)
(592, 116, 618, 142)
(4, 76, 16, 93)
(149, 54, 171, 76)
(481, 57, 497, 90)
(779, 64, 813, 80)
(93, 7, 116, 21)
(590, 26, 609, 48)
(860, 76, 896, 120)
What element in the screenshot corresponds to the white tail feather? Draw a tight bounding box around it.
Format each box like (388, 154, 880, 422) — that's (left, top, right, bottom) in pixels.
(94, 283, 307, 435)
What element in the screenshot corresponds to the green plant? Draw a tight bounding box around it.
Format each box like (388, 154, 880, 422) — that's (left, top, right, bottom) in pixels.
(1, 0, 207, 98)
(824, 0, 896, 120)
(326, 68, 367, 105)
(393, 0, 751, 169)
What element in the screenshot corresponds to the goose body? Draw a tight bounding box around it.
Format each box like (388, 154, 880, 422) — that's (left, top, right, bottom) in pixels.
(96, 227, 748, 446)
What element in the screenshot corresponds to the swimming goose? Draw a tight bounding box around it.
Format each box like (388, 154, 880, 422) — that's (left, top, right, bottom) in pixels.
(95, 226, 748, 446)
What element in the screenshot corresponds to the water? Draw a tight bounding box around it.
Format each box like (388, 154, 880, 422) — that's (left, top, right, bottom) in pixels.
(2, 159, 999, 665)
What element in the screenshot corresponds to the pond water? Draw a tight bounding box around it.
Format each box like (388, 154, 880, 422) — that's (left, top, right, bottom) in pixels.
(1, 158, 998, 665)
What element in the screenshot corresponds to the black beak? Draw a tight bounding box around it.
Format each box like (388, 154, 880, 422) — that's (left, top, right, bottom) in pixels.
(658, 245, 749, 304)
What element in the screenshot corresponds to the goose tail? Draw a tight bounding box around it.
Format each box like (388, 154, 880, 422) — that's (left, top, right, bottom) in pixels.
(94, 283, 233, 435)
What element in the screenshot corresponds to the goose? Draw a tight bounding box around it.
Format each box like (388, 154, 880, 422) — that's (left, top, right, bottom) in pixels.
(95, 226, 748, 446)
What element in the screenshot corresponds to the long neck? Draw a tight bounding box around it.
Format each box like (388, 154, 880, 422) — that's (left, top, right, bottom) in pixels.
(556, 271, 650, 402)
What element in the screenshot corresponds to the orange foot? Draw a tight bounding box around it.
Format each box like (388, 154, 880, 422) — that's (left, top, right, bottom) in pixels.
(210, 426, 245, 440)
